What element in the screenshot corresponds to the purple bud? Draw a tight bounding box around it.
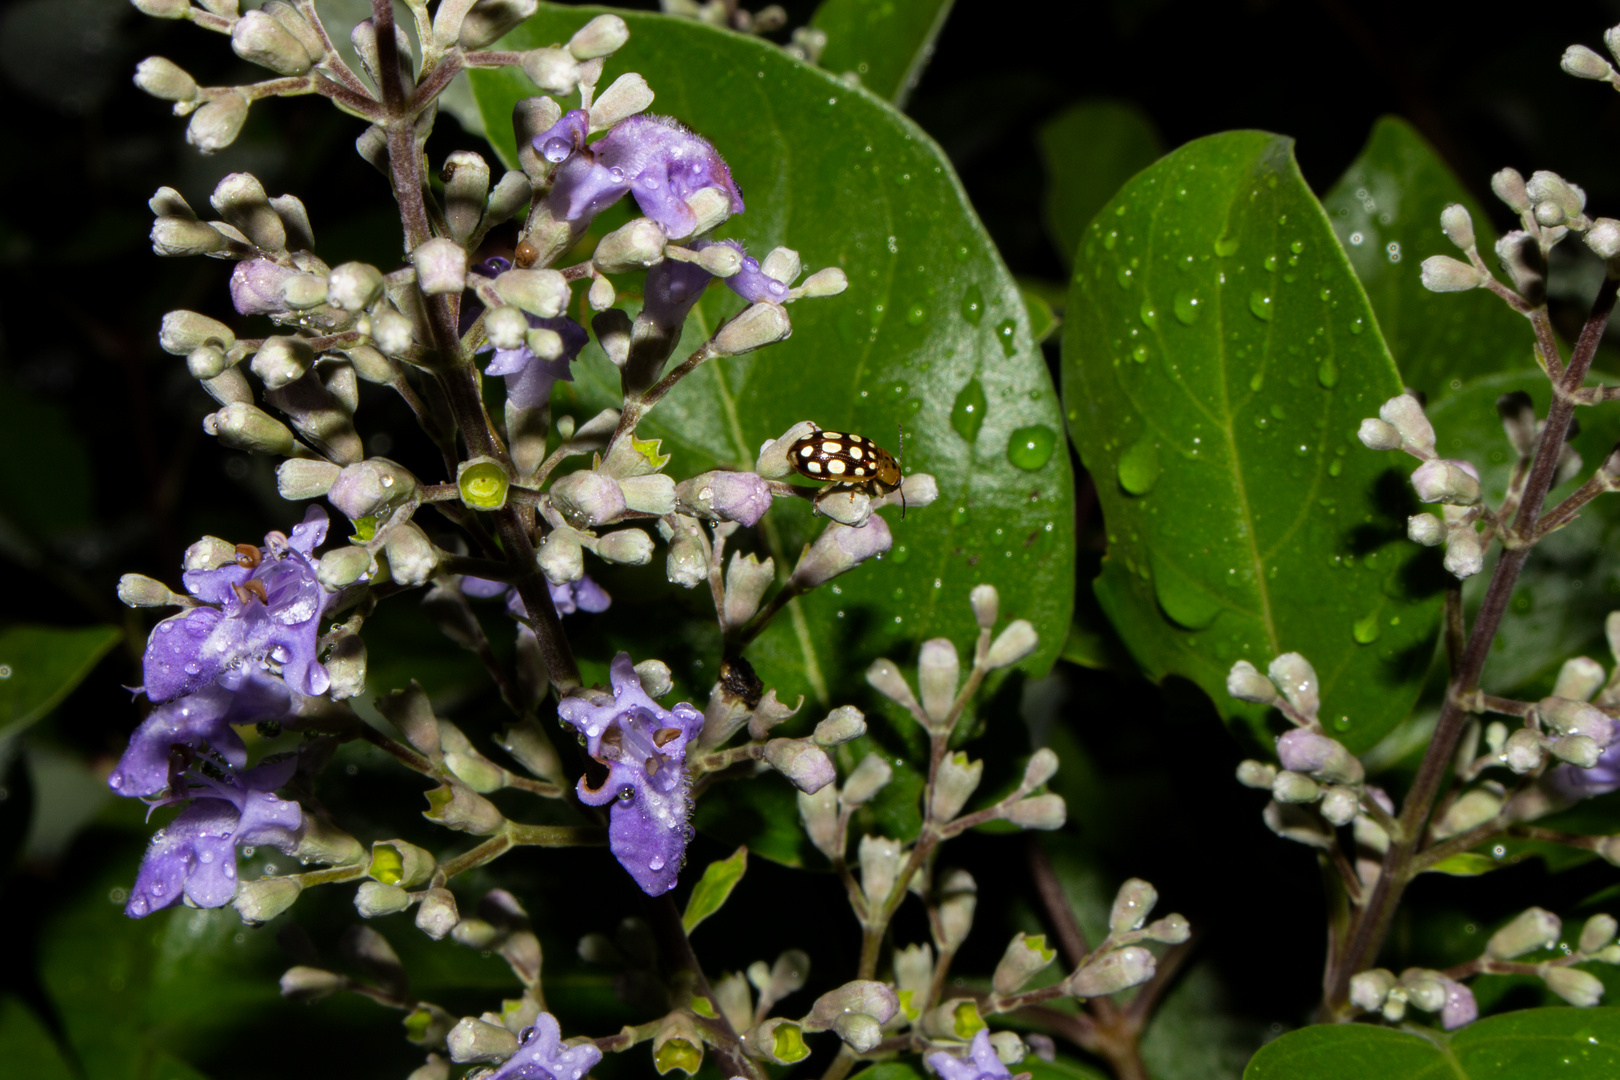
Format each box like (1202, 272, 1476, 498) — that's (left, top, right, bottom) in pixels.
(231, 257, 299, 315)
(791, 518, 893, 589)
(676, 470, 774, 526)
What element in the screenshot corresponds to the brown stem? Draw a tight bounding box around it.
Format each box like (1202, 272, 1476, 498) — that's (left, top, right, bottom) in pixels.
(1325, 274, 1620, 1014)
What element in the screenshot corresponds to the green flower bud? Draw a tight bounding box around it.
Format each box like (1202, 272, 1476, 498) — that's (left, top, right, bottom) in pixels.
(814, 705, 866, 747)
(458, 0, 539, 50)
(1109, 878, 1158, 934)
(423, 782, 504, 834)
(151, 216, 229, 257)
(370, 307, 415, 356)
(1146, 913, 1191, 944)
(232, 875, 303, 924)
(160, 310, 235, 355)
(840, 753, 892, 808)
(276, 458, 340, 500)
(1271, 770, 1320, 804)
(596, 528, 653, 565)
(1023, 747, 1059, 789)
(992, 932, 1057, 995)
(185, 535, 237, 571)
(588, 72, 654, 131)
(328, 262, 385, 311)
(986, 619, 1039, 668)
(485, 304, 529, 350)
(117, 573, 183, 608)
(212, 172, 286, 251)
(682, 185, 734, 238)
(796, 266, 849, 298)
(715, 302, 791, 355)
(316, 544, 373, 589)
(1542, 965, 1604, 1007)
(446, 1017, 519, 1063)
(294, 815, 365, 866)
(404, 1005, 456, 1048)
(485, 170, 533, 230)
(921, 998, 984, 1040)
(205, 402, 297, 456)
(354, 880, 412, 918)
(457, 457, 510, 510)
(520, 48, 579, 97)
(593, 216, 666, 273)
(377, 682, 442, 759)
(441, 150, 490, 243)
(1580, 914, 1618, 954)
(935, 868, 977, 949)
(280, 273, 328, 309)
(232, 9, 315, 74)
(132, 0, 191, 17)
(134, 56, 197, 101)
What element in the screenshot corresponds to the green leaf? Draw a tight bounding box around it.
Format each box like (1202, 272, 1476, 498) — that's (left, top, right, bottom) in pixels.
(1020, 281, 1061, 345)
(810, 0, 956, 107)
(0, 623, 122, 738)
(470, 9, 1074, 712)
(0, 996, 75, 1080)
(1425, 852, 1502, 876)
(1062, 130, 1444, 751)
(683, 845, 749, 932)
(1022, 1055, 1111, 1080)
(1322, 117, 1529, 402)
(1140, 960, 1270, 1080)
(1038, 101, 1163, 269)
(1244, 1007, 1620, 1079)
(1424, 370, 1620, 697)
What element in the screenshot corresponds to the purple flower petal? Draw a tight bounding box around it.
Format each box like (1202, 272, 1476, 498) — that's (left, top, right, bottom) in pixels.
(486, 1012, 602, 1080)
(230, 257, 298, 315)
(926, 1031, 1011, 1080)
(558, 654, 703, 894)
(109, 675, 290, 798)
(696, 240, 791, 304)
(486, 316, 588, 412)
(642, 259, 713, 334)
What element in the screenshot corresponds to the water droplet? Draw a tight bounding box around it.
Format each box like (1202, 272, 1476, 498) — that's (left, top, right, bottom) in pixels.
(1263, 254, 1278, 272)
(1150, 553, 1222, 630)
(1103, 230, 1118, 251)
(542, 136, 571, 162)
(996, 319, 1017, 356)
(1115, 266, 1134, 289)
(1131, 344, 1149, 363)
(1007, 425, 1056, 471)
(1139, 299, 1158, 328)
(1118, 437, 1161, 495)
(1290, 240, 1304, 254)
(1173, 290, 1201, 324)
(1350, 318, 1364, 335)
(954, 245, 970, 262)
(1328, 459, 1343, 477)
(1248, 290, 1273, 321)
(1249, 371, 1264, 392)
(1214, 233, 1240, 257)
(1332, 715, 1352, 733)
(906, 304, 927, 326)
(960, 284, 983, 325)
(1316, 358, 1339, 388)
(650, 856, 665, 871)
(1269, 403, 1286, 420)
(949, 378, 987, 443)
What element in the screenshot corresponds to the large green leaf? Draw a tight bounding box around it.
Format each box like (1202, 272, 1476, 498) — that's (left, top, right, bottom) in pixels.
(1424, 371, 1620, 697)
(810, 0, 955, 108)
(470, 9, 1074, 713)
(1322, 117, 1530, 402)
(1062, 131, 1444, 751)
(0, 623, 122, 739)
(1037, 100, 1163, 270)
(1244, 1007, 1620, 1079)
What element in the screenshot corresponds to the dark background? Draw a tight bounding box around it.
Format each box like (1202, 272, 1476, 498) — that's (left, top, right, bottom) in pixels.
(4, 1, 1620, 1077)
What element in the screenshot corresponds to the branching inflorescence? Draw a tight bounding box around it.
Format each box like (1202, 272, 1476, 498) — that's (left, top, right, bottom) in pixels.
(1224, 16, 1620, 1028)
(110, 2, 1175, 1078)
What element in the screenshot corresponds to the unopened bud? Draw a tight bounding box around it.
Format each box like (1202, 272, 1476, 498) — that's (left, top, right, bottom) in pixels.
(1553, 733, 1602, 768)
(569, 13, 629, 59)
(918, 638, 960, 723)
(1358, 417, 1402, 451)
(1433, 788, 1502, 839)
(1420, 255, 1484, 292)
(276, 458, 340, 500)
(537, 528, 584, 584)
(458, 0, 540, 49)
(447, 1016, 520, 1063)
(1024, 747, 1059, 788)
(1408, 513, 1444, 546)
(987, 619, 1038, 668)
(1109, 878, 1158, 934)
(233, 876, 302, 923)
(992, 932, 1056, 995)
(1277, 729, 1363, 784)
(596, 528, 654, 565)
(484, 305, 529, 351)
(424, 782, 504, 834)
(935, 869, 977, 949)
(1543, 965, 1604, 1007)
(1493, 168, 1532, 214)
(1268, 652, 1320, 717)
(160, 310, 235, 355)
(251, 334, 314, 390)
(1440, 203, 1476, 250)
(1503, 727, 1545, 773)
(715, 302, 791, 355)
(1539, 696, 1616, 745)
(415, 888, 459, 940)
(1487, 907, 1561, 959)
(723, 551, 774, 630)
(696, 243, 742, 276)
(1350, 968, 1397, 1012)
(1069, 947, 1156, 997)
(796, 266, 849, 298)
(134, 56, 197, 102)
(840, 754, 892, 807)
(588, 72, 653, 131)
(521, 48, 579, 96)
(1146, 913, 1191, 944)
(1227, 660, 1281, 704)
(328, 262, 385, 311)
(1379, 393, 1436, 455)
(814, 705, 866, 747)
(1587, 218, 1620, 259)
(969, 583, 999, 629)
(764, 738, 836, 794)
(1236, 759, 1277, 788)
(797, 785, 841, 859)
(1562, 44, 1614, 80)
(931, 752, 983, 822)
(756, 420, 820, 477)
(132, 0, 192, 16)
(858, 835, 902, 910)
(279, 964, 347, 1002)
(1005, 793, 1066, 829)
(412, 238, 468, 295)
(1443, 526, 1484, 579)
(116, 573, 181, 608)
(802, 980, 900, 1034)
(1271, 770, 1320, 804)
(760, 247, 801, 286)
(791, 518, 892, 588)
(370, 307, 416, 356)
(588, 273, 615, 310)
(1527, 171, 1586, 217)
(682, 186, 733, 237)
(1581, 914, 1618, 954)
(1496, 231, 1546, 301)
(232, 9, 314, 75)
(1320, 785, 1358, 826)
(354, 880, 411, 917)
(205, 402, 297, 455)
(495, 269, 570, 318)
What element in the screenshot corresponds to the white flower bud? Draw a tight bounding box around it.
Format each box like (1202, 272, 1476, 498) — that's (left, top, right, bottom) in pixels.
(441, 151, 490, 243)
(328, 262, 385, 311)
(1554, 657, 1606, 702)
(134, 56, 197, 102)
(930, 752, 983, 822)
(587, 272, 615, 310)
(866, 657, 920, 714)
(150, 217, 229, 257)
(987, 620, 1038, 668)
(1023, 747, 1059, 789)
(160, 310, 235, 355)
(595, 528, 653, 565)
(327, 458, 416, 520)
(1268, 652, 1320, 717)
(681, 186, 734, 237)
(251, 334, 314, 390)
(280, 273, 327, 309)
(1271, 770, 1320, 804)
(484, 305, 529, 351)
(316, 546, 372, 590)
(370, 307, 416, 357)
(1069, 947, 1155, 997)
(859, 835, 902, 910)
(814, 705, 866, 747)
(760, 247, 802, 286)
(1543, 965, 1604, 1007)
(588, 72, 653, 130)
(1488, 907, 1562, 961)
(132, 0, 192, 16)
(840, 753, 893, 807)
(447, 1017, 520, 1063)
(458, 0, 540, 50)
(1146, 914, 1191, 944)
(211, 172, 285, 251)
(792, 518, 892, 588)
(1109, 878, 1158, 934)
(935, 869, 977, 949)
(619, 473, 676, 515)
(722, 551, 774, 630)
(1443, 526, 1484, 579)
(521, 48, 579, 95)
(756, 420, 821, 477)
(1607, 25, 1620, 65)
(1587, 218, 1620, 259)
(969, 583, 999, 629)
(1581, 914, 1619, 954)
(1540, 696, 1616, 745)
(537, 528, 584, 584)
(412, 239, 468, 295)
(205, 402, 297, 455)
(992, 932, 1057, 995)
(383, 523, 440, 588)
(278, 965, 347, 1002)
(415, 888, 459, 940)
(797, 785, 841, 860)
(1420, 255, 1484, 292)
(1350, 968, 1397, 1012)
(569, 13, 629, 59)
(1433, 788, 1502, 840)
(1411, 459, 1481, 505)
(695, 243, 741, 277)
(1563, 44, 1615, 80)
(495, 269, 570, 317)
(592, 217, 667, 273)
(1379, 393, 1436, 455)
(1319, 785, 1359, 826)
(1236, 759, 1277, 788)
(277, 458, 340, 500)
(1358, 417, 1402, 451)
(1439, 203, 1475, 250)
(1408, 513, 1444, 546)
(1503, 728, 1546, 773)
(1492, 168, 1532, 213)
(1005, 793, 1066, 829)
(354, 880, 412, 918)
(764, 738, 836, 794)
(917, 638, 960, 723)
(715, 302, 792, 355)
(1226, 660, 1281, 704)
(232, 10, 315, 75)
(230, 875, 302, 925)
(1528, 171, 1587, 216)
(795, 266, 849, 299)
(550, 470, 626, 527)
(1553, 734, 1602, 768)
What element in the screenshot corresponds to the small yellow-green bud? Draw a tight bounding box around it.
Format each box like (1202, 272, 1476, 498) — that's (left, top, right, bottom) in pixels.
(457, 457, 510, 510)
(369, 839, 436, 887)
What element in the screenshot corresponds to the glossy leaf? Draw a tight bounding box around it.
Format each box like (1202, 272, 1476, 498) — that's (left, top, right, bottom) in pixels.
(0, 996, 74, 1080)
(1424, 370, 1620, 697)
(470, 10, 1074, 714)
(683, 844, 748, 932)
(810, 0, 955, 107)
(1244, 1007, 1620, 1079)
(1038, 100, 1163, 269)
(1322, 117, 1529, 402)
(0, 623, 122, 738)
(1062, 131, 1444, 751)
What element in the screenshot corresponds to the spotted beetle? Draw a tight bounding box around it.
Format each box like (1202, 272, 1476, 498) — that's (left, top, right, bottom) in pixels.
(787, 425, 906, 516)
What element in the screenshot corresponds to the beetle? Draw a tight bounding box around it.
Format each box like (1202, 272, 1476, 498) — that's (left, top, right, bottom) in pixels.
(787, 425, 906, 517)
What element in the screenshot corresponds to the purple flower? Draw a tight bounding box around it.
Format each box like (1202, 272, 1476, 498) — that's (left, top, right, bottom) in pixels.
(125, 756, 303, 918)
(926, 1030, 1010, 1080)
(1440, 977, 1478, 1029)
(230, 257, 298, 315)
(461, 574, 611, 617)
(534, 109, 590, 165)
(485, 1012, 602, 1080)
(141, 507, 332, 705)
(557, 654, 703, 894)
(485, 314, 589, 412)
(642, 257, 715, 335)
(695, 240, 790, 304)
(541, 114, 744, 237)
(109, 670, 290, 798)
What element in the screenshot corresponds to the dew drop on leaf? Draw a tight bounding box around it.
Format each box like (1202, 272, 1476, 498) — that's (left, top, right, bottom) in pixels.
(1007, 425, 1056, 471)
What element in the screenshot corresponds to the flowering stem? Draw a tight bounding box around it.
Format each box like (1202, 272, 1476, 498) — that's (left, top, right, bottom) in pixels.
(642, 895, 766, 1080)
(1325, 272, 1620, 1015)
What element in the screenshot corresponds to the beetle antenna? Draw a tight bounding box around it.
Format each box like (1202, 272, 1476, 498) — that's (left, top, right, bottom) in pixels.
(897, 421, 906, 520)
